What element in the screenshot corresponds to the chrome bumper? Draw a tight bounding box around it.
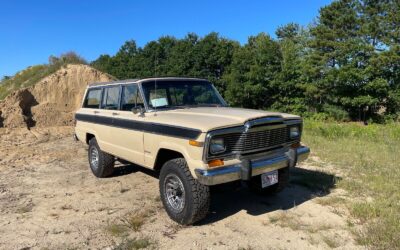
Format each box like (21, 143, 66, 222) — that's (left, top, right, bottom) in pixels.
(195, 146, 310, 186)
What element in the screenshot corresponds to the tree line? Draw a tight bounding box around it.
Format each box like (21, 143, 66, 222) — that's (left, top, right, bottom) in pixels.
(91, 0, 400, 122)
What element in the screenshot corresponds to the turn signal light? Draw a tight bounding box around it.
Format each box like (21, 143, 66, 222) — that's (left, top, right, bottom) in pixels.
(291, 142, 300, 148)
(189, 140, 203, 147)
(208, 159, 224, 168)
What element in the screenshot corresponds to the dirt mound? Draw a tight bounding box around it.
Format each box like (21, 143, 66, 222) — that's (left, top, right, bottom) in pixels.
(0, 64, 114, 128)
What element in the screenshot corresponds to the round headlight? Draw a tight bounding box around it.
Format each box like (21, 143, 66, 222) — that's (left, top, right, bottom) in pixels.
(210, 138, 226, 154)
(290, 126, 300, 138)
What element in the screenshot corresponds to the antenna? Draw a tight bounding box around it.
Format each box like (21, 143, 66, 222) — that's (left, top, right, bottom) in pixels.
(154, 56, 158, 116)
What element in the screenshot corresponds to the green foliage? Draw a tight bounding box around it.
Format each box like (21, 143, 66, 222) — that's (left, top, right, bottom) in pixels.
(0, 51, 87, 100)
(224, 33, 282, 109)
(91, 33, 238, 93)
(90, 1, 399, 122)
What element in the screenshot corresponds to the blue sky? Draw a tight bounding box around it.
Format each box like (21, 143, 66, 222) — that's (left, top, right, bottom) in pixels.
(0, 0, 332, 77)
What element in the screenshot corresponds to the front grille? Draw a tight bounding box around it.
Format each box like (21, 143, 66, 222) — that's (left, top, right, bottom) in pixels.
(215, 126, 289, 154)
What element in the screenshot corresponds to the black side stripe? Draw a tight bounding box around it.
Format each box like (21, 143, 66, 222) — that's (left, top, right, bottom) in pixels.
(75, 113, 202, 140)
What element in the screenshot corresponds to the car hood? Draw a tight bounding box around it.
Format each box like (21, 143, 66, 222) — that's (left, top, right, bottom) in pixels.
(144, 107, 301, 133)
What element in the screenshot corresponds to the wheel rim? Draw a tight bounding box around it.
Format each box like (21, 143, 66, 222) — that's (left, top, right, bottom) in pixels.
(164, 173, 185, 213)
(90, 147, 99, 170)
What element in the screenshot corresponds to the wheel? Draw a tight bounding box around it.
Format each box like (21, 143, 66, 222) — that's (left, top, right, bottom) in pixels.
(159, 158, 210, 225)
(88, 138, 114, 178)
(249, 167, 290, 194)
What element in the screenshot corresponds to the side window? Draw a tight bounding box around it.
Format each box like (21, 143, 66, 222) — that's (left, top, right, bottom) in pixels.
(102, 86, 120, 110)
(83, 88, 102, 109)
(121, 84, 144, 111)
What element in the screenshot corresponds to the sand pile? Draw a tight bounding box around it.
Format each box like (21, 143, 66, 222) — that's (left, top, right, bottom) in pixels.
(0, 64, 114, 128)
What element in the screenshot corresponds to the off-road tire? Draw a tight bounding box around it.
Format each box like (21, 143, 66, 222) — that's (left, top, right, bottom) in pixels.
(249, 167, 290, 194)
(159, 158, 210, 225)
(88, 138, 114, 178)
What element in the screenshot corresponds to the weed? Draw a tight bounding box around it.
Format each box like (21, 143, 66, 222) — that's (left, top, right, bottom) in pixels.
(114, 237, 153, 250)
(315, 196, 345, 207)
(268, 212, 304, 231)
(322, 235, 341, 248)
(105, 224, 129, 237)
(121, 209, 154, 232)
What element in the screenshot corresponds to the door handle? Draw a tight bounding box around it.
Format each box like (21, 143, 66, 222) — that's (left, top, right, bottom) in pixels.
(93, 110, 100, 114)
(112, 112, 119, 116)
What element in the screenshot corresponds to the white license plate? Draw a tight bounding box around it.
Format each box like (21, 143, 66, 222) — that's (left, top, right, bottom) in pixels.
(261, 170, 278, 188)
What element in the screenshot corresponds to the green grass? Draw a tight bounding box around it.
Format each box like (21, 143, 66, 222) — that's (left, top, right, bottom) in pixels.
(303, 120, 400, 249)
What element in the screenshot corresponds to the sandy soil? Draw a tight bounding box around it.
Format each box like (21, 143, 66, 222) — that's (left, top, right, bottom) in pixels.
(0, 127, 362, 250)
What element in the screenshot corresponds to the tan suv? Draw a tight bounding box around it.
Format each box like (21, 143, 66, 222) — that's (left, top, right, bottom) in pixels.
(74, 77, 310, 224)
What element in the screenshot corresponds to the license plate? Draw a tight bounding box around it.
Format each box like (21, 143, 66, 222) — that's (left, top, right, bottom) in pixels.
(261, 170, 278, 188)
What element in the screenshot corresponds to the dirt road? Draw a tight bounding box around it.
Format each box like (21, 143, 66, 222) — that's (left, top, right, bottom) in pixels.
(0, 127, 361, 249)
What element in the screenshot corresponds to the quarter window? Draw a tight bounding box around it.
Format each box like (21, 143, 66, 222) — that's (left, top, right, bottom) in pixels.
(83, 88, 102, 109)
(102, 87, 120, 110)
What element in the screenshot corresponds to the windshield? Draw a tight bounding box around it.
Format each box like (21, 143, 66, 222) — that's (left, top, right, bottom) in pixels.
(141, 80, 226, 109)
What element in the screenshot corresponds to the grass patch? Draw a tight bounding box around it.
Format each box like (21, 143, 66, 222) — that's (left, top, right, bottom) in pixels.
(106, 224, 129, 237)
(106, 208, 155, 238)
(322, 235, 341, 248)
(268, 212, 304, 231)
(303, 120, 400, 249)
(114, 237, 153, 250)
(350, 202, 381, 224)
(121, 209, 155, 232)
(267, 211, 334, 233)
(315, 196, 346, 207)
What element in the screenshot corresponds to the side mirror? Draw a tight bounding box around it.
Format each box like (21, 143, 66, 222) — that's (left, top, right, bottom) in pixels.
(132, 106, 145, 115)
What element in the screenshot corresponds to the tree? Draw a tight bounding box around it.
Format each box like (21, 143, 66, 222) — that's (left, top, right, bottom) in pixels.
(224, 33, 282, 109)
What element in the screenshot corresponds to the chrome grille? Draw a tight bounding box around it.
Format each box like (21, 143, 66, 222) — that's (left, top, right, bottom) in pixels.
(215, 126, 289, 153)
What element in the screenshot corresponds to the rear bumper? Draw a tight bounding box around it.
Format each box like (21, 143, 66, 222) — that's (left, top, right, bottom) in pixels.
(195, 146, 310, 186)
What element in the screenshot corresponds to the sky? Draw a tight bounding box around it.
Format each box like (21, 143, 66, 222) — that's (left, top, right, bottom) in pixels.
(0, 0, 332, 77)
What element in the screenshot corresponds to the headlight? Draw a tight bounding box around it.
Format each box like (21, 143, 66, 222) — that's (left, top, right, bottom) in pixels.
(210, 138, 226, 154)
(290, 126, 300, 138)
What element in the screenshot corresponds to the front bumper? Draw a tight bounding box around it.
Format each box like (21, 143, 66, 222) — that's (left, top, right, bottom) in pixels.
(195, 146, 310, 186)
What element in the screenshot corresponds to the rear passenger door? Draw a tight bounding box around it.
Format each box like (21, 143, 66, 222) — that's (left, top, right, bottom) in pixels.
(111, 84, 145, 165)
(97, 85, 122, 155)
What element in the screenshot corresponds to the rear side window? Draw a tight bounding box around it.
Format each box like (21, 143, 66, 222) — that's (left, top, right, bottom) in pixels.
(83, 88, 102, 109)
(121, 84, 144, 111)
(102, 86, 120, 110)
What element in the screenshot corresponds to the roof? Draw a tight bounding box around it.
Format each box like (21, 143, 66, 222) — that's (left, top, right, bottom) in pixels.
(88, 77, 208, 87)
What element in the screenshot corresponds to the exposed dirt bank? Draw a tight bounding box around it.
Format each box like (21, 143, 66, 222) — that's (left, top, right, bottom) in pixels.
(0, 64, 113, 128)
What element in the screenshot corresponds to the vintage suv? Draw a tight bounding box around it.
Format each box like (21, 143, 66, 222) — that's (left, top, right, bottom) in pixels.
(74, 77, 310, 224)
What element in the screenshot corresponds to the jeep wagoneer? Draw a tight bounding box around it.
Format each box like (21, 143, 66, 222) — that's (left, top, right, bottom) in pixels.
(74, 77, 310, 224)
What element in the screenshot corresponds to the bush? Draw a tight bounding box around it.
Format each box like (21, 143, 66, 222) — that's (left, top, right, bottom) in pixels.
(322, 104, 350, 122)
